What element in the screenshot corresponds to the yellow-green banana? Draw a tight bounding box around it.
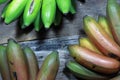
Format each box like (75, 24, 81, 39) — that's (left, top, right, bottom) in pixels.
(56, 0, 71, 14)
(23, 0, 42, 26)
(98, 15, 113, 39)
(6, 39, 29, 80)
(36, 51, 59, 80)
(79, 37, 102, 55)
(66, 61, 109, 80)
(41, 0, 56, 28)
(4, 0, 27, 24)
(23, 47, 39, 80)
(54, 9, 62, 26)
(34, 10, 43, 31)
(0, 45, 11, 80)
(69, 0, 76, 14)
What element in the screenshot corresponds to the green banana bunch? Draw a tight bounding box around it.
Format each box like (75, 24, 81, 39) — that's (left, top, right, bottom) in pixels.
(23, 47, 39, 80)
(54, 9, 62, 26)
(0, 45, 11, 80)
(56, 0, 71, 14)
(36, 51, 59, 80)
(41, 0, 56, 28)
(6, 39, 29, 80)
(34, 10, 43, 31)
(0, 0, 7, 4)
(66, 61, 109, 80)
(23, 0, 43, 26)
(4, 0, 27, 24)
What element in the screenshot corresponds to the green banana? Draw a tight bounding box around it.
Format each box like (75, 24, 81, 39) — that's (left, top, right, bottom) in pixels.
(6, 39, 29, 80)
(56, 0, 71, 14)
(23, 47, 39, 80)
(107, 0, 120, 45)
(4, 0, 27, 24)
(0, 45, 11, 80)
(98, 15, 113, 39)
(66, 61, 109, 80)
(23, 0, 42, 26)
(36, 51, 59, 80)
(69, 0, 76, 14)
(34, 10, 43, 31)
(1, 4, 8, 19)
(41, 0, 56, 28)
(54, 9, 62, 26)
(0, 0, 7, 4)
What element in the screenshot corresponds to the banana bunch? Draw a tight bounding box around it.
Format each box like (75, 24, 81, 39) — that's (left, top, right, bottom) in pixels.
(0, 0, 76, 31)
(66, 0, 120, 79)
(0, 38, 59, 80)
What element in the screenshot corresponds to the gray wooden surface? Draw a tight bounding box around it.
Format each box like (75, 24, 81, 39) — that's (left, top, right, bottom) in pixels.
(0, 0, 107, 44)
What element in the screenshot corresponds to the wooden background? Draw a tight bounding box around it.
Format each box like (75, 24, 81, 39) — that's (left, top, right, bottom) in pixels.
(0, 0, 117, 80)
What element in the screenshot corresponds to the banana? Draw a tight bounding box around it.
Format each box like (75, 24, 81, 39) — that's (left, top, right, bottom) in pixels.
(69, 0, 76, 14)
(36, 51, 59, 80)
(0, 45, 11, 80)
(23, 47, 39, 80)
(68, 45, 120, 74)
(23, 0, 42, 26)
(1, 4, 8, 19)
(54, 9, 62, 26)
(83, 16, 120, 59)
(6, 39, 29, 80)
(34, 10, 43, 31)
(79, 37, 102, 55)
(4, 0, 27, 24)
(98, 15, 113, 39)
(66, 61, 109, 80)
(0, 0, 7, 4)
(107, 0, 120, 45)
(41, 0, 56, 28)
(110, 75, 120, 80)
(56, 0, 71, 14)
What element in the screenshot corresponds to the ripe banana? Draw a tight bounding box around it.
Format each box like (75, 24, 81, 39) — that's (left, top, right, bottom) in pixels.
(41, 0, 56, 28)
(0, 45, 11, 80)
(83, 16, 120, 59)
(0, 0, 7, 4)
(6, 39, 29, 80)
(34, 10, 43, 31)
(56, 0, 71, 14)
(36, 51, 59, 80)
(79, 37, 102, 55)
(107, 0, 120, 45)
(54, 9, 62, 26)
(68, 45, 120, 74)
(69, 0, 76, 14)
(23, 47, 39, 80)
(66, 61, 109, 80)
(4, 0, 27, 24)
(98, 15, 113, 39)
(23, 0, 42, 26)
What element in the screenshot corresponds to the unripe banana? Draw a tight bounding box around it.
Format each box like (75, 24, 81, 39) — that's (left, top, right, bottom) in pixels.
(56, 0, 71, 14)
(0, 45, 11, 80)
(54, 9, 62, 26)
(4, 0, 27, 24)
(0, 0, 7, 4)
(69, 0, 76, 14)
(66, 61, 109, 80)
(107, 0, 120, 46)
(6, 39, 29, 80)
(110, 75, 120, 80)
(23, 0, 42, 26)
(34, 10, 43, 31)
(41, 0, 56, 28)
(36, 51, 59, 80)
(98, 15, 113, 39)
(68, 45, 120, 74)
(83, 16, 120, 60)
(23, 47, 39, 80)
(79, 37, 102, 55)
